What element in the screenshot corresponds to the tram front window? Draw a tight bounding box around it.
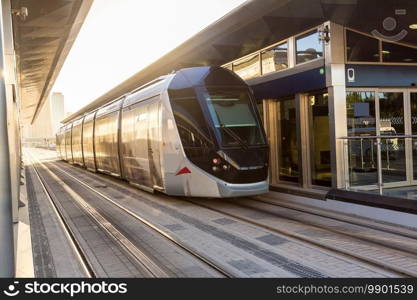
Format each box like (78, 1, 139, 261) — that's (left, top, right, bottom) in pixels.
(203, 88, 265, 147)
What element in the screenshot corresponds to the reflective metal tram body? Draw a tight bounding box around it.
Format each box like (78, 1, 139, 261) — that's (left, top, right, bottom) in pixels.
(56, 67, 269, 197)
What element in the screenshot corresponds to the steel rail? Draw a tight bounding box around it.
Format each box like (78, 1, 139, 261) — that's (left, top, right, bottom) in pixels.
(29, 152, 167, 278)
(26, 150, 95, 278)
(45, 160, 233, 278)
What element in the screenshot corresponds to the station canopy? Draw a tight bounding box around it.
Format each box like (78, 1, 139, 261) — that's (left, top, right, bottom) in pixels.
(63, 0, 417, 123)
(12, 0, 93, 125)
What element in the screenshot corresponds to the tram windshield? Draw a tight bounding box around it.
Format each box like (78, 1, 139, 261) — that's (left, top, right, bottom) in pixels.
(203, 88, 266, 147)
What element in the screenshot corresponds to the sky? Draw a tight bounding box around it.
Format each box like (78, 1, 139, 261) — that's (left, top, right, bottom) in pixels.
(52, 0, 248, 114)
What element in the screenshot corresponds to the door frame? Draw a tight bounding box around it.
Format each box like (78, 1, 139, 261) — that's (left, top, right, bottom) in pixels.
(408, 88, 417, 185)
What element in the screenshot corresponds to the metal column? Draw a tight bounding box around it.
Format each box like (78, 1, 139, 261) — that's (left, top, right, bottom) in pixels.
(0, 2, 15, 277)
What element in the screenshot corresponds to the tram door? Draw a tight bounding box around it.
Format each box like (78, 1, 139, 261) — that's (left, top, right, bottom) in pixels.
(147, 101, 163, 189)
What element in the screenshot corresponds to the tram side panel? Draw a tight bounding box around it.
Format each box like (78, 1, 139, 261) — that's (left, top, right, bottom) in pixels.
(60, 130, 66, 160)
(120, 99, 153, 189)
(55, 130, 60, 159)
(56, 129, 65, 160)
(159, 91, 186, 196)
(94, 111, 121, 177)
(82, 112, 96, 172)
(64, 123, 73, 163)
(147, 99, 164, 190)
(71, 118, 84, 166)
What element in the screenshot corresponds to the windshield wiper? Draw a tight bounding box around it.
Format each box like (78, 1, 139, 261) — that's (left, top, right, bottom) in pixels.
(219, 124, 249, 150)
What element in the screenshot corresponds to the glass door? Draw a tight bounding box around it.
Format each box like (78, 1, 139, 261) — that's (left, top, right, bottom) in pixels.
(276, 98, 299, 183)
(377, 91, 407, 185)
(409, 90, 417, 182)
(346, 89, 412, 188)
(308, 91, 331, 187)
(346, 91, 378, 187)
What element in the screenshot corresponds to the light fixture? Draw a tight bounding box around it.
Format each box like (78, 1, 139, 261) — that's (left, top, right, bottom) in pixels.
(11, 7, 28, 21)
(410, 24, 417, 30)
(318, 25, 330, 43)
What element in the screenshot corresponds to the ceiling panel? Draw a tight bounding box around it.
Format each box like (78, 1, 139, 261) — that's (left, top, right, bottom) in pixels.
(12, 0, 93, 125)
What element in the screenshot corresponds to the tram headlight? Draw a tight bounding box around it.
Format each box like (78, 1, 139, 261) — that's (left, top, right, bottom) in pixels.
(222, 164, 229, 170)
(212, 166, 219, 172)
(212, 158, 221, 165)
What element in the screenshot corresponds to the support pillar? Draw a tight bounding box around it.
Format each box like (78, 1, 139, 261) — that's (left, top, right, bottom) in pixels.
(0, 0, 15, 277)
(325, 22, 348, 189)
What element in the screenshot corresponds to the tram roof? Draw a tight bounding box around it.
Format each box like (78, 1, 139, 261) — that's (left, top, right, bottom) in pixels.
(63, 0, 417, 123)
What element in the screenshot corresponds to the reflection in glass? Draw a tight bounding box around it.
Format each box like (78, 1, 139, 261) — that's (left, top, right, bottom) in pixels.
(346, 92, 376, 136)
(82, 114, 96, 170)
(170, 90, 213, 160)
(233, 54, 260, 80)
(71, 121, 83, 165)
(204, 88, 266, 147)
(277, 98, 299, 182)
(378, 92, 406, 183)
(296, 31, 323, 64)
(378, 92, 404, 135)
(261, 42, 288, 74)
(309, 92, 331, 186)
(346, 30, 380, 62)
(382, 42, 417, 63)
(346, 92, 377, 186)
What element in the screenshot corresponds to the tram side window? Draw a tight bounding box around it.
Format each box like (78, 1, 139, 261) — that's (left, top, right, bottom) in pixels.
(170, 89, 214, 157)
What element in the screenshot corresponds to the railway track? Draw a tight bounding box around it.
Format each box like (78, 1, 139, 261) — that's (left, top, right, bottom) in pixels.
(250, 195, 417, 240)
(27, 148, 417, 277)
(28, 150, 231, 278)
(29, 153, 96, 278)
(185, 197, 417, 277)
(28, 152, 166, 277)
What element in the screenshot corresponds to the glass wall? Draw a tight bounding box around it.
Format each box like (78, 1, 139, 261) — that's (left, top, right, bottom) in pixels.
(308, 91, 331, 186)
(346, 29, 417, 63)
(382, 42, 417, 63)
(261, 42, 288, 74)
(224, 64, 233, 71)
(346, 30, 380, 62)
(295, 30, 323, 64)
(276, 98, 299, 182)
(233, 54, 260, 80)
(223, 25, 327, 80)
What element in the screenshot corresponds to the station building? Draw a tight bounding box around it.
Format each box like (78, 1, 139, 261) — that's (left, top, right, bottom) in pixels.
(218, 3, 417, 214)
(64, 0, 417, 215)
